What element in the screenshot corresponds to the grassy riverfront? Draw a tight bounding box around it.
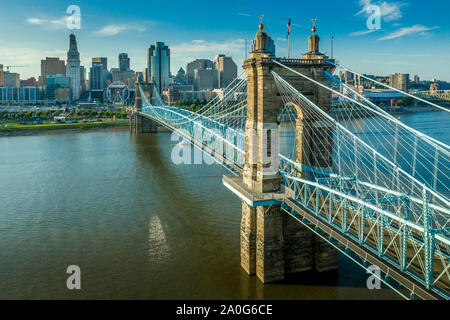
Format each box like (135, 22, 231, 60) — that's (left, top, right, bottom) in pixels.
(0, 108, 131, 135)
(0, 119, 129, 134)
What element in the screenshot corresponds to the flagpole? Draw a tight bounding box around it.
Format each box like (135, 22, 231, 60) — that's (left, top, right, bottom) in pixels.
(287, 17, 291, 58)
(288, 33, 290, 58)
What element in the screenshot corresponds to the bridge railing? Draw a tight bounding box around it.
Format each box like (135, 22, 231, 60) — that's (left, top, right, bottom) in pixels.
(284, 173, 449, 298)
(140, 105, 245, 170)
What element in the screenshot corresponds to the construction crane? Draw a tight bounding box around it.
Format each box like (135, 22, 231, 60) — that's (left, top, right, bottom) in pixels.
(1, 65, 28, 72)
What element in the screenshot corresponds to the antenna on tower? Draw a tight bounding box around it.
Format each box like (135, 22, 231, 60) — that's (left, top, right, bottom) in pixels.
(331, 36, 334, 59)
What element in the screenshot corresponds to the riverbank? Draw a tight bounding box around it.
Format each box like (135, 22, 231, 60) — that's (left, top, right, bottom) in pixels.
(0, 120, 130, 136)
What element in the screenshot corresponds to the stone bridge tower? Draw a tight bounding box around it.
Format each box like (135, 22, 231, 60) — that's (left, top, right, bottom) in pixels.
(240, 18, 338, 283)
(133, 80, 158, 134)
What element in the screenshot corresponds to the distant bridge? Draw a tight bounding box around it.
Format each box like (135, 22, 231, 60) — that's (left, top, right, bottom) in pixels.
(416, 90, 450, 103)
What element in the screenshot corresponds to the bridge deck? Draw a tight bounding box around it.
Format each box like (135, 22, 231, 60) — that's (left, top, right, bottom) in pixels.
(284, 198, 443, 300)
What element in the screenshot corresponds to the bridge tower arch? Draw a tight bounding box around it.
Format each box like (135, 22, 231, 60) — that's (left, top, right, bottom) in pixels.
(240, 18, 338, 283)
(133, 80, 158, 134)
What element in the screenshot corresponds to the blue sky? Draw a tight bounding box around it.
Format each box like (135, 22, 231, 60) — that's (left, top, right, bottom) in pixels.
(0, 0, 449, 81)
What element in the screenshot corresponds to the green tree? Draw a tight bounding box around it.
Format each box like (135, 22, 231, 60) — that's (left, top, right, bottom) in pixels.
(43, 110, 51, 119)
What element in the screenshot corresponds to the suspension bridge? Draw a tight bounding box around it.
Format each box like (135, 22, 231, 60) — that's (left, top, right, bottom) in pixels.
(131, 20, 450, 300)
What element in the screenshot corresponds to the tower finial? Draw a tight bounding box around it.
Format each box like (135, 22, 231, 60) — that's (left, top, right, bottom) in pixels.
(311, 17, 317, 35)
(259, 14, 264, 31)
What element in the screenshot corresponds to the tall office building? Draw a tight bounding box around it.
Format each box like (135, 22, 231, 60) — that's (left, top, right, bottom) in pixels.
(92, 57, 111, 88)
(185, 59, 217, 90)
(40, 57, 66, 86)
(110, 53, 135, 87)
(3, 72, 20, 87)
(186, 59, 213, 83)
(66, 34, 81, 101)
(111, 68, 135, 87)
(46, 74, 71, 102)
(214, 54, 237, 88)
(80, 66, 86, 95)
(119, 53, 130, 71)
(92, 57, 107, 70)
(389, 73, 409, 91)
(147, 42, 171, 93)
(143, 68, 149, 82)
(89, 63, 104, 90)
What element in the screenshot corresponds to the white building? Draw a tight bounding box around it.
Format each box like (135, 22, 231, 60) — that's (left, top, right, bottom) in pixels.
(66, 34, 81, 101)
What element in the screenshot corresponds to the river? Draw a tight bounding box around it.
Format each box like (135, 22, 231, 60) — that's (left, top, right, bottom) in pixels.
(0, 111, 448, 299)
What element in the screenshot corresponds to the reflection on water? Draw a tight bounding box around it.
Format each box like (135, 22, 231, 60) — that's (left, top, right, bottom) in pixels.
(0, 125, 417, 299)
(148, 214, 170, 263)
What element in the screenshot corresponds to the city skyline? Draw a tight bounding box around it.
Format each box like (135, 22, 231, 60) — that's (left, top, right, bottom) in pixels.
(0, 0, 449, 81)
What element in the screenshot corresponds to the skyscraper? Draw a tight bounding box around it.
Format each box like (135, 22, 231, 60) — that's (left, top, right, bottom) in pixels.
(46, 75, 71, 102)
(3, 72, 20, 87)
(119, 53, 130, 71)
(147, 42, 170, 93)
(92, 57, 107, 70)
(214, 54, 237, 88)
(92, 57, 111, 88)
(389, 73, 410, 91)
(80, 66, 86, 95)
(66, 34, 81, 101)
(90, 63, 104, 90)
(186, 59, 214, 86)
(39, 57, 66, 86)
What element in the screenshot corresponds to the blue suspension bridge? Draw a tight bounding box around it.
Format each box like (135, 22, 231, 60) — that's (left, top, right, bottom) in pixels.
(132, 21, 449, 300)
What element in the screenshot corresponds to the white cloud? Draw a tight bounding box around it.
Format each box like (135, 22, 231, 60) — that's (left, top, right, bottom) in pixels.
(26, 16, 69, 30)
(357, 0, 405, 22)
(94, 24, 146, 36)
(171, 39, 245, 61)
(378, 25, 439, 40)
(0, 47, 67, 78)
(350, 29, 378, 36)
(0, 47, 66, 63)
(49, 16, 69, 27)
(237, 13, 252, 17)
(27, 18, 48, 25)
(169, 39, 246, 73)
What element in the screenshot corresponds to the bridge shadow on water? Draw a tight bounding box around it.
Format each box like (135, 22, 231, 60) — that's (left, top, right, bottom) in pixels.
(127, 130, 405, 300)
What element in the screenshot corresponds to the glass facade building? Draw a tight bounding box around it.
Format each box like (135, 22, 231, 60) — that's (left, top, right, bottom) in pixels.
(0, 87, 45, 103)
(147, 42, 171, 93)
(46, 75, 71, 101)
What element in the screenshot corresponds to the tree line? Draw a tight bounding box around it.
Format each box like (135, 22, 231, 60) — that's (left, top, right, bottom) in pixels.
(1, 109, 129, 121)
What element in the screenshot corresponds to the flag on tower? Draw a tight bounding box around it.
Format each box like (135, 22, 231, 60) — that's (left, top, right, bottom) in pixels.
(287, 17, 291, 39)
